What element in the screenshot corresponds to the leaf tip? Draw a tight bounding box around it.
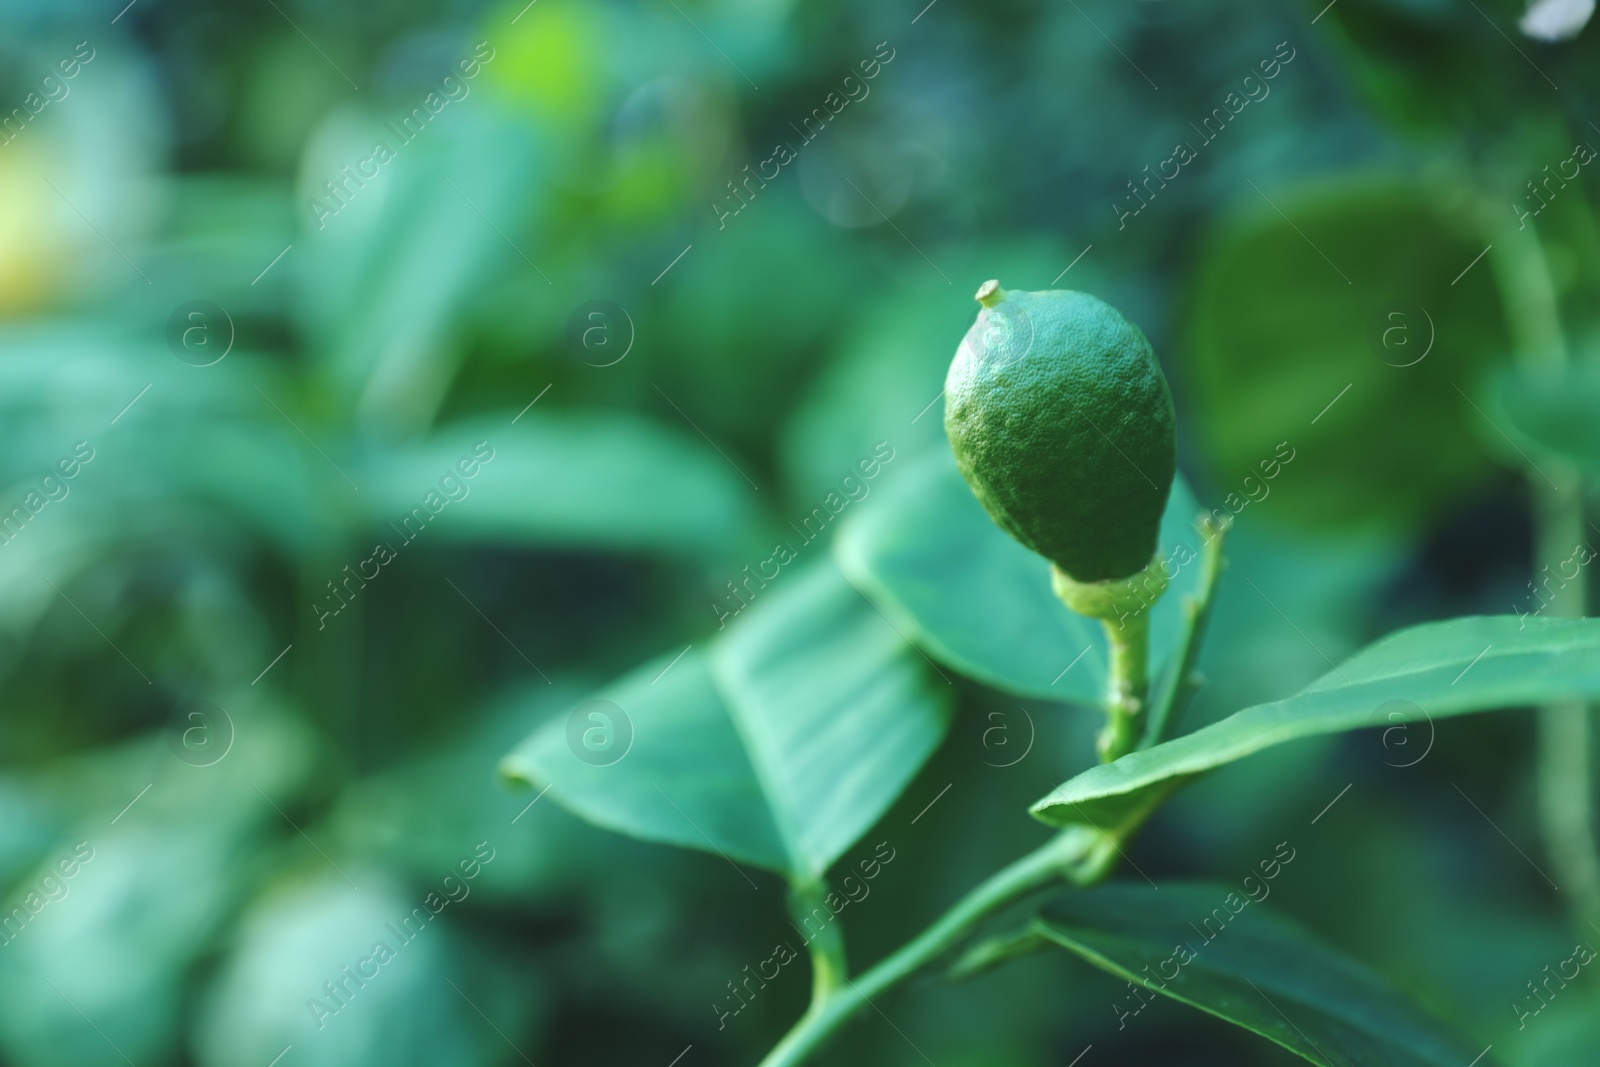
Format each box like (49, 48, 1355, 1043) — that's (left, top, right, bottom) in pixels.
(497, 754, 539, 790)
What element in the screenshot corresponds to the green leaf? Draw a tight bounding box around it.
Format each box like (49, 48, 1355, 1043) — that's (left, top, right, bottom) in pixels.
(653, 201, 870, 453)
(504, 646, 790, 872)
(194, 877, 540, 1067)
(356, 414, 759, 557)
(1033, 616, 1600, 833)
(779, 288, 972, 504)
(301, 108, 546, 432)
(1318, 1, 1560, 135)
(834, 450, 1208, 707)
(0, 713, 315, 1067)
(1184, 175, 1504, 537)
(500, 561, 952, 880)
(1034, 884, 1495, 1067)
(329, 683, 605, 904)
(1482, 364, 1600, 475)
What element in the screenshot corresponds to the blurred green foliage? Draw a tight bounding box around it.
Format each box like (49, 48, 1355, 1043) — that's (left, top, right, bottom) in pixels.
(1, 0, 1599, 1063)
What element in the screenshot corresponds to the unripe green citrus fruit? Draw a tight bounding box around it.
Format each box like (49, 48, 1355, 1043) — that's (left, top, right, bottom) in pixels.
(944, 280, 1176, 583)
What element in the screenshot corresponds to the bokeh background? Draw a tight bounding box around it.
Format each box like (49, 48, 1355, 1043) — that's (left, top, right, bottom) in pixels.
(2, 0, 1600, 1063)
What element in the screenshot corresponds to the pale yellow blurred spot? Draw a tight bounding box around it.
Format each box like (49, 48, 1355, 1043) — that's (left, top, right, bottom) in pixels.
(0, 142, 65, 317)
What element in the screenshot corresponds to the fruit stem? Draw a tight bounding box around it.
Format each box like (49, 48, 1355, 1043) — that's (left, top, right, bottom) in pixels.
(975, 279, 1005, 308)
(1052, 558, 1169, 762)
(1098, 612, 1151, 761)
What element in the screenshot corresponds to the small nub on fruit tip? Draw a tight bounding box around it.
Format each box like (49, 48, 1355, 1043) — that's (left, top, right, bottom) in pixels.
(975, 280, 1004, 308)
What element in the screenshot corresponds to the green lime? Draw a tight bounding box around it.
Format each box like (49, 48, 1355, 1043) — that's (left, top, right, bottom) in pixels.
(944, 280, 1176, 583)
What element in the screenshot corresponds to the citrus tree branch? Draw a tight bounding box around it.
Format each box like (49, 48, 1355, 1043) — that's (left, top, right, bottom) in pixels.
(757, 829, 1114, 1067)
(1487, 214, 1600, 925)
(788, 880, 849, 999)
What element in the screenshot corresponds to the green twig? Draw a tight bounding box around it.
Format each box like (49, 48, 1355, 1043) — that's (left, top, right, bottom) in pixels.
(757, 829, 1112, 1067)
(760, 517, 1217, 1065)
(1532, 470, 1600, 923)
(788, 880, 849, 999)
(1486, 213, 1600, 925)
(1143, 514, 1230, 747)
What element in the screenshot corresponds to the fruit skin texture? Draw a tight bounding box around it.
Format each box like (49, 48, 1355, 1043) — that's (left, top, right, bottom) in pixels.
(944, 282, 1176, 583)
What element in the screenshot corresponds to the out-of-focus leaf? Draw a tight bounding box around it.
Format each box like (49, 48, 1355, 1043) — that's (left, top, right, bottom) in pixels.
(1481, 364, 1600, 474)
(0, 780, 59, 891)
(0, 333, 325, 556)
(330, 683, 607, 903)
(1032, 616, 1600, 832)
(946, 926, 1051, 982)
(1502, 985, 1600, 1064)
(297, 106, 546, 434)
(834, 450, 1206, 707)
(1035, 884, 1496, 1067)
(194, 876, 538, 1067)
(0, 711, 315, 1067)
(780, 288, 971, 503)
(1184, 176, 1504, 537)
(355, 413, 759, 556)
(501, 560, 951, 880)
(653, 201, 869, 451)
(23, 700, 316, 831)
(0, 828, 242, 1067)
(1320, 1, 1551, 133)
(146, 176, 296, 318)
